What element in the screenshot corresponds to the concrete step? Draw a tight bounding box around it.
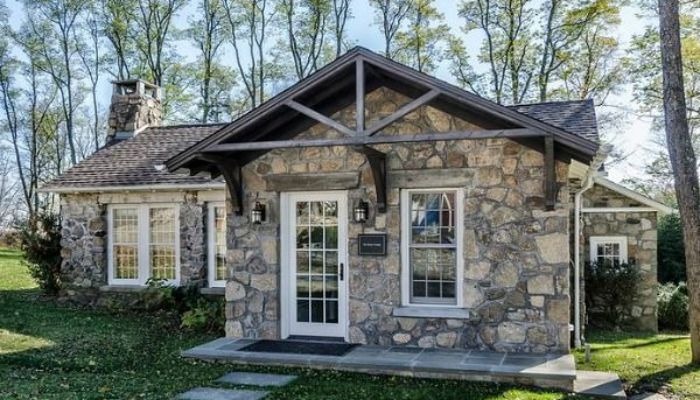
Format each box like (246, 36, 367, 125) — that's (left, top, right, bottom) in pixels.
(575, 371, 626, 399)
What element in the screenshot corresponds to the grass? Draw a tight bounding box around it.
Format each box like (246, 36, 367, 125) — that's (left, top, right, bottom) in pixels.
(576, 330, 699, 399)
(0, 247, 697, 399)
(0, 248, 566, 399)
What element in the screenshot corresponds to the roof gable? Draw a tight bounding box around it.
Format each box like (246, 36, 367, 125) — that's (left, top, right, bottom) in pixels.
(166, 47, 598, 172)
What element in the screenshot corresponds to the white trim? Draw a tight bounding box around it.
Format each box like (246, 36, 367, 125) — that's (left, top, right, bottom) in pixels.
(207, 202, 227, 288)
(573, 175, 594, 349)
(281, 191, 349, 340)
(589, 236, 629, 264)
(593, 176, 674, 215)
(107, 203, 181, 286)
(400, 188, 464, 308)
(40, 182, 225, 194)
(582, 207, 660, 213)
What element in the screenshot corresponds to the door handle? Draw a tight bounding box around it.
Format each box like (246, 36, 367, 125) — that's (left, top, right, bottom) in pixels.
(340, 263, 344, 281)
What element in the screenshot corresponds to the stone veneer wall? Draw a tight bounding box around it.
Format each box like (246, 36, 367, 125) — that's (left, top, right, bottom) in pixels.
(224, 87, 573, 353)
(58, 190, 216, 304)
(581, 184, 658, 332)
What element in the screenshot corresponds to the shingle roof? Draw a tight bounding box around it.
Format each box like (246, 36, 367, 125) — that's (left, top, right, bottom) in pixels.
(509, 99, 598, 142)
(42, 99, 598, 191)
(41, 124, 226, 190)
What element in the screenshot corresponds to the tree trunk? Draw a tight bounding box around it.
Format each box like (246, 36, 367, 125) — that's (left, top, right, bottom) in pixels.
(658, 0, 700, 363)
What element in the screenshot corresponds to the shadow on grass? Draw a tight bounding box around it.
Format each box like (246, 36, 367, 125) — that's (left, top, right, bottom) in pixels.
(631, 363, 700, 395)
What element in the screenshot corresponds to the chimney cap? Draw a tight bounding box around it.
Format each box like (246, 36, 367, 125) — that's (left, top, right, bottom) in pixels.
(111, 79, 161, 100)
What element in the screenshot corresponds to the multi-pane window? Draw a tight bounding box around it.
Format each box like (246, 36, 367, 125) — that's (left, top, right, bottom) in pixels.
(208, 204, 227, 287)
(113, 208, 139, 279)
(403, 190, 462, 305)
(590, 237, 628, 266)
(149, 208, 177, 280)
(108, 205, 179, 285)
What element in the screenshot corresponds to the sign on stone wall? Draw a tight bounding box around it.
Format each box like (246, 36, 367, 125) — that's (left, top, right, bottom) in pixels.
(357, 234, 387, 256)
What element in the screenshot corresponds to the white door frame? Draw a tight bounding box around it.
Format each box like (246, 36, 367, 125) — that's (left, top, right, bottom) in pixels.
(280, 191, 349, 340)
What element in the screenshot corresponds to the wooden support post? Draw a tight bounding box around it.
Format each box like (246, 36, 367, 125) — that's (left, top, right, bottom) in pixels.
(352, 146, 387, 213)
(356, 59, 365, 134)
(544, 135, 556, 211)
(197, 154, 244, 215)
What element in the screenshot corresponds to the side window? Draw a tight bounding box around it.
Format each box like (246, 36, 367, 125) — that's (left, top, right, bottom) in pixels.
(590, 237, 628, 266)
(208, 203, 227, 287)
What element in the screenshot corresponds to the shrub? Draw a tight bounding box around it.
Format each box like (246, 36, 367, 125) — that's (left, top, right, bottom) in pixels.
(180, 297, 225, 333)
(658, 213, 686, 283)
(19, 212, 62, 295)
(657, 282, 689, 331)
(585, 260, 641, 328)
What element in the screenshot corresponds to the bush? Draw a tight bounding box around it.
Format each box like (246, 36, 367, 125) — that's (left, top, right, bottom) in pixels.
(19, 212, 62, 295)
(658, 282, 689, 331)
(585, 260, 641, 328)
(658, 213, 686, 283)
(180, 297, 225, 333)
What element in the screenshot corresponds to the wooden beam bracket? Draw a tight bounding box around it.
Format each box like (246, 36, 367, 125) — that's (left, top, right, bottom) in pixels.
(197, 154, 244, 215)
(352, 146, 387, 213)
(286, 99, 356, 137)
(544, 135, 556, 211)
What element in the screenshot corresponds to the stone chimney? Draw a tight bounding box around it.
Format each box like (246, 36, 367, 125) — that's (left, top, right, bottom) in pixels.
(107, 79, 162, 144)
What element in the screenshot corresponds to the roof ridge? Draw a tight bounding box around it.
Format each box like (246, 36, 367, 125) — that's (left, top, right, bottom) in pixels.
(509, 98, 594, 107)
(148, 122, 229, 129)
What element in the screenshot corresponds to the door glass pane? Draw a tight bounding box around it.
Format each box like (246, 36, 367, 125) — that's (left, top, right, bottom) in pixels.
(294, 199, 341, 324)
(297, 300, 309, 322)
(311, 300, 324, 322)
(325, 300, 338, 323)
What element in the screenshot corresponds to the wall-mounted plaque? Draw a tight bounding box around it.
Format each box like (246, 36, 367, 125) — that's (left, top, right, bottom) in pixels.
(358, 234, 387, 256)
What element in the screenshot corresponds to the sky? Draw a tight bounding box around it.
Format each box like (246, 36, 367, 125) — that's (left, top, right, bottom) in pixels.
(4, 0, 659, 183)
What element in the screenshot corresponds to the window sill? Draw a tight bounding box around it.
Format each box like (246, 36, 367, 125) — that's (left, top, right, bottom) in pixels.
(200, 287, 225, 296)
(99, 285, 148, 293)
(392, 306, 470, 319)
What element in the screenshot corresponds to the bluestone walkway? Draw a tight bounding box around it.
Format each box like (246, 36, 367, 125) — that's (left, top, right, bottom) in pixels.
(182, 337, 577, 391)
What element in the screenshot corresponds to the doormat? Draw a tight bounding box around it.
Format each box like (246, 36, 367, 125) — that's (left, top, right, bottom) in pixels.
(239, 340, 357, 356)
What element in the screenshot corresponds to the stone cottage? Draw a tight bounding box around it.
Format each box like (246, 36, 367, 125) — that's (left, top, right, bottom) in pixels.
(42, 48, 671, 353)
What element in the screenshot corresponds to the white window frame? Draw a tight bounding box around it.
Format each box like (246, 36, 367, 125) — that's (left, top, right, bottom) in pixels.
(107, 203, 181, 286)
(400, 188, 464, 308)
(207, 202, 227, 288)
(589, 236, 628, 265)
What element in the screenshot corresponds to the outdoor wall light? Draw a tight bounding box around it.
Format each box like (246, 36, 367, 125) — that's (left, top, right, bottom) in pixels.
(251, 201, 266, 224)
(354, 200, 369, 223)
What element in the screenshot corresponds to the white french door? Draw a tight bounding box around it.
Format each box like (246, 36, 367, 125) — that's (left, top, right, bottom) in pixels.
(281, 191, 348, 339)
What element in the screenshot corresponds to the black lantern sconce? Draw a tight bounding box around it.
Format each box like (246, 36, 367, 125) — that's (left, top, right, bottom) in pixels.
(251, 201, 266, 224)
(353, 200, 369, 224)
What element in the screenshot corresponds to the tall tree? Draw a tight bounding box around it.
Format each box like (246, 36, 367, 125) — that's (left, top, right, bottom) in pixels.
(331, 0, 351, 57)
(133, 0, 187, 87)
(99, 0, 138, 80)
(189, 0, 235, 122)
(455, 0, 535, 104)
(658, 0, 700, 362)
(369, 0, 413, 59)
(77, 9, 104, 151)
(279, 0, 333, 80)
(23, 0, 90, 166)
(223, 0, 278, 108)
(394, 0, 447, 73)
(452, 0, 625, 105)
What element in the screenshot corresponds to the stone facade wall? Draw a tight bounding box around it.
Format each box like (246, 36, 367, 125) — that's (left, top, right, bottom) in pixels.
(58, 190, 218, 304)
(582, 184, 658, 332)
(224, 87, 572, 353)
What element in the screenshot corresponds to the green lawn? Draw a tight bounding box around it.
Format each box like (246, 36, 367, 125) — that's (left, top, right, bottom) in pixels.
(0, 247, 697, 399)
(576, 331, 699, 399)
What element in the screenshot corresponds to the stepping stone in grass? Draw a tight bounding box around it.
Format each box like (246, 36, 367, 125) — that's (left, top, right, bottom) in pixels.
(216, 372, 298, 387)
(176, 387, 268, 400)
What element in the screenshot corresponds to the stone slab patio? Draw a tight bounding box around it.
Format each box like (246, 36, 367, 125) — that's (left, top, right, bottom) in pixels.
(574, 371, 626, 399)
(182, 338, 578, 391)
